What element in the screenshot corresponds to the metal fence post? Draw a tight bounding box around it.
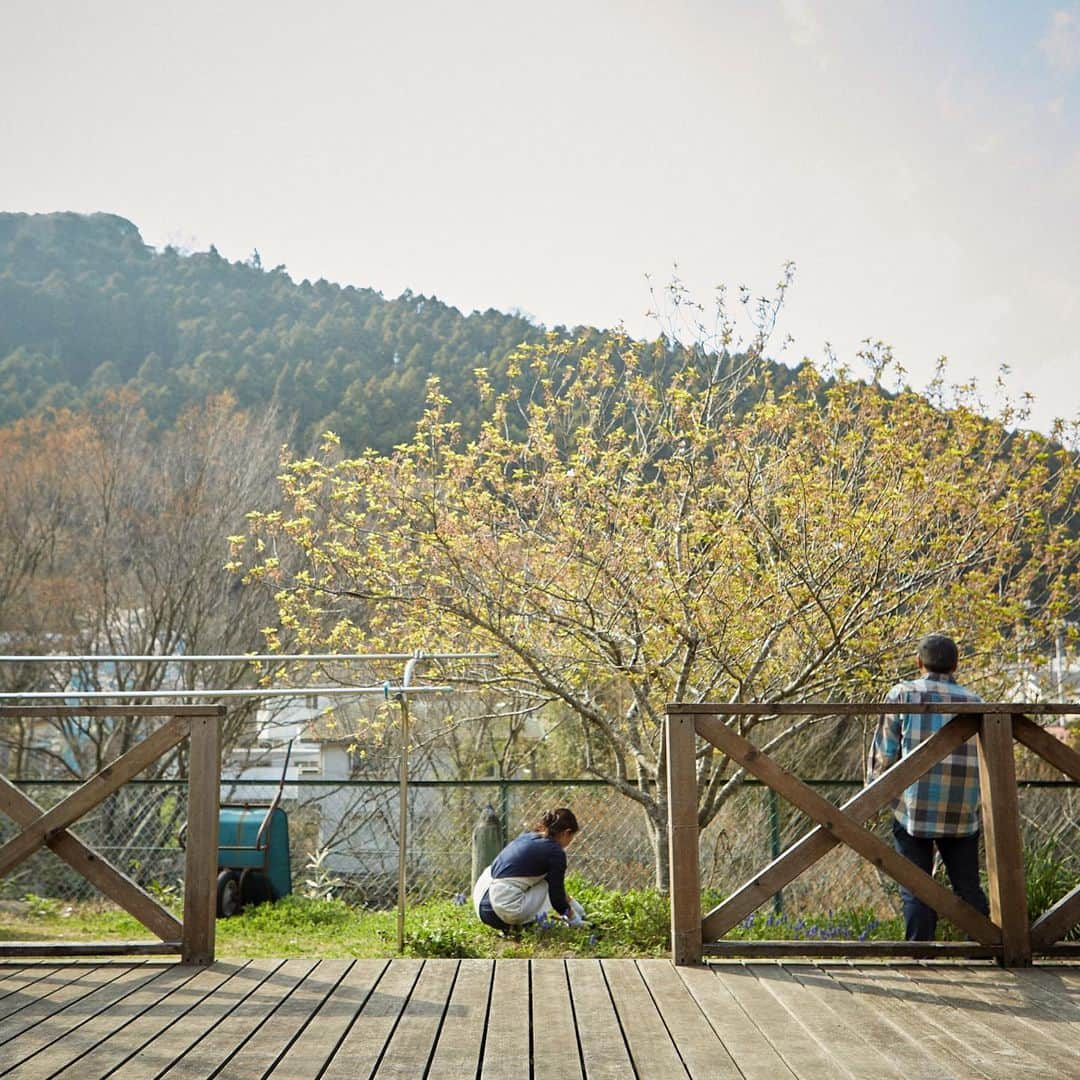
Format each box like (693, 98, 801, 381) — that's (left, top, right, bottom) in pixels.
(769, 787, 783, 915)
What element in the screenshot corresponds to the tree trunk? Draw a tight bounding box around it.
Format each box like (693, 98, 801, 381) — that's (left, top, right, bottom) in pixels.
(643, 803, 670, 891)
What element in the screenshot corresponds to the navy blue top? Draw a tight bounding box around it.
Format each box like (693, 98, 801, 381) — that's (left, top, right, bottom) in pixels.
(490, 831, 570, 915)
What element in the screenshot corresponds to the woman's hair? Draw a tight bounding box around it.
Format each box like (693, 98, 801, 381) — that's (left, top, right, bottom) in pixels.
(533, 807, 579, 837)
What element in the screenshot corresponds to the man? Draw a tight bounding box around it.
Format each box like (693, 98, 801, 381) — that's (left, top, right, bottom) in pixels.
(868, 633, 990, 940)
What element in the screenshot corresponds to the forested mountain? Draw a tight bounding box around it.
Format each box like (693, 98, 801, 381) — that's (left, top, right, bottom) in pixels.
(0, 212, 567, 450)
(0, 211, 800, 452)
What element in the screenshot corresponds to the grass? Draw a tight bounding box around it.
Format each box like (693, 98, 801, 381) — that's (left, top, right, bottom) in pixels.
(2, 848, 1075, 957)
(0, 876, 664, 960)
(0, 876, 896, 959)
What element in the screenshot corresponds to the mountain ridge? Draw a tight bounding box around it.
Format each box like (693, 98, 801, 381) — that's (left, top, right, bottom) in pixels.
(0, 211, 799, 450)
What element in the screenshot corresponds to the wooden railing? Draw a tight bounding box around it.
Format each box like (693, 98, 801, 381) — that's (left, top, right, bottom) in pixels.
(0, 705, 223, 964)
(665, 702, 1080, 967)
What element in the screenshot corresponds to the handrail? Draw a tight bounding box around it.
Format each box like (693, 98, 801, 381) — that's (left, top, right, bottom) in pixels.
(0, 686, 452, 700)
(0, 704, 222, 964)
(0, 652, 497, 663)
(665, 701, 1080, 968)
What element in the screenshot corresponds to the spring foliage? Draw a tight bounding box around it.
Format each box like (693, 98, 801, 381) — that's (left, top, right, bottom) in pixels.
(238, 333, 1080, 884)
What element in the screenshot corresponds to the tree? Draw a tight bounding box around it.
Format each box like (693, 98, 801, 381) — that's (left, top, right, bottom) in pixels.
(0, 393, 293, 779)
(239, 332, 1080, 888)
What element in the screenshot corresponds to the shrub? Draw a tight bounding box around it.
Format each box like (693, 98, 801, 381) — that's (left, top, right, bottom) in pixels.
(1026, 838, 1080, 941)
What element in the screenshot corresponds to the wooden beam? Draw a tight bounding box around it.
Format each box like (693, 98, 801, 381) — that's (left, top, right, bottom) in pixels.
(0, 941, 181, 957)
(182, 712, 221, 965)
(1040, 942, 1080, 958)
(0, 705, 222, 718)
(669, 702, 1078, 716)
(666, 715, 702, 965)
(702, 940, 1001, 959)
(0, 775, 183, 942)
(695, 716, 1001, 946)
(1030, 883, 1080, 949)
(702, 715, 980, 940)
(977, 715, 1031, 965)
(0, 715, 190, 879)
(1012, 715, 1080, 783)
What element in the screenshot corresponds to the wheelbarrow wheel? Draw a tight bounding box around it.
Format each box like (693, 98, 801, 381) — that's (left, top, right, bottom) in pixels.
(216, 870, 241, 918)
(239, 867, 274, 907)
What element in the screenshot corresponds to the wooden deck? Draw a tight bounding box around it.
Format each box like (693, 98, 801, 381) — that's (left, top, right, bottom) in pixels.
(0, 958, 1077, 1078)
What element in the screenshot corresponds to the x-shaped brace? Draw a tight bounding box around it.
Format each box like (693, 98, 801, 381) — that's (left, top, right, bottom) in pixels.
(697, 714, 1001, 945)
(0, 717, 189, 942)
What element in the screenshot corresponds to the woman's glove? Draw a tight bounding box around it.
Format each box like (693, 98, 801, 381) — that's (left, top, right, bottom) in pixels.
(565, 898, 586, 928)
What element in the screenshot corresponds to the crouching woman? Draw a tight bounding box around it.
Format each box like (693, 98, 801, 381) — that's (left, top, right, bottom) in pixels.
(473, 807, 583, 931)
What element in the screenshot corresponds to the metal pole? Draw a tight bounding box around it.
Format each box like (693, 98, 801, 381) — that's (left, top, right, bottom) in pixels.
(0, 686, 452, 701)
(396, 652, 423, 954)
(397, 692, 410, 953)
(769, 787, 783, 915)
(1056, 626, 1065, 701)
(0, 652, 496, 664)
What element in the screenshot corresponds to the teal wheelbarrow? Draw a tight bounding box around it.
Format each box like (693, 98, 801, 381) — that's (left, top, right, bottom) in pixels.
(213, 741, 294, 917)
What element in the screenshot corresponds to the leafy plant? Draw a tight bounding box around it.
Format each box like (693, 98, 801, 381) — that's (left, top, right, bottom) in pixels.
(723, 907, 904, 941)
(405, 920, 481, 958)
(301, 847, 344, 901)
(1026, 837, 1080, 940)
(146, 878, 182, 911)
(23, 894, 62, 918)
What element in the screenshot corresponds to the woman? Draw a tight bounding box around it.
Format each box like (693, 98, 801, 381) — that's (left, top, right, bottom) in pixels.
(473, 807, 585, 931)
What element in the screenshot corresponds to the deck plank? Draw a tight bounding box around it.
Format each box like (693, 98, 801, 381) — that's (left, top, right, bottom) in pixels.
(42, 961, 246, 1079)
(117, 959, 283, 1079)
(320, 958, 422, 1080)
(783, 962, 970, 1080)
(373, 959, 457, 1078)
(425, 958, 492, 1080)
(0, 963, 117, 1024)
(8, 963, 208, 1080)
(1006, 964, 1080, 1020)
(755, 963, 906, 1080)
(564, 959, 633, 1080)
(271, 959, 389, 1080)
(209, 957, 349, 1077)
(710, 963, 840, 1079)
(602, 958, 688, 1078)
(952, 966, 1080, 1061)
(637, 960, 738, 1079)
(480, 958, 531, 1080)
(676, 964, 797, 1080)
(826, 963, 1024, 1079)
(0, 965, 59, 1001)
(898, 962, 1080, 1076)
(0, 957, 1075, 1078)
(0, 964, 167, 1065)
(158, 957, 318, 1078)
(808, 962, 989, 1080)
(531, 960, 583, 1080)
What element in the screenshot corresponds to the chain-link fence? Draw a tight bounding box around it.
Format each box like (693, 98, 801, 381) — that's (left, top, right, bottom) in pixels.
(2, 777, 1077, 920)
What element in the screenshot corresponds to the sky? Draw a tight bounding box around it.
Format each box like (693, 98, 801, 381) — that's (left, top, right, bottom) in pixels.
(1, 0, 1078, 433)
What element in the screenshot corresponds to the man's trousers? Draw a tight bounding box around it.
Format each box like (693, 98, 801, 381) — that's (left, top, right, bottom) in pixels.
(892, 821, 990, 940)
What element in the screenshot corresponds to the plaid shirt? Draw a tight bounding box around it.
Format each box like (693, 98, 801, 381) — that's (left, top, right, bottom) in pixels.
(868, 673, 982, 838)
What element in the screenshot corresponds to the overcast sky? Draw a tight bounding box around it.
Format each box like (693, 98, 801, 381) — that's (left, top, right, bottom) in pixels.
(2, 1, 1078, 433)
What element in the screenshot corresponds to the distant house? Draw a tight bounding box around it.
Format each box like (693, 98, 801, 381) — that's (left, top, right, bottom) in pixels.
(221, 696, 353, 799)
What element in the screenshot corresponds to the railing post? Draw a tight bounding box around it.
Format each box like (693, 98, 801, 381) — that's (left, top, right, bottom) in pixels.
(977, 713, 1031, 966)
(666, 713, 701, 965)
(182, 709, 221, 965)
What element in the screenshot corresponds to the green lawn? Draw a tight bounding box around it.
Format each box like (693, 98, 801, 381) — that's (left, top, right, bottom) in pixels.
(0, 875, 912, 959)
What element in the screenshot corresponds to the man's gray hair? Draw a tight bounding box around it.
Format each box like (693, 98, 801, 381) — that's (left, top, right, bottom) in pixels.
(918, 633, 959, 674)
